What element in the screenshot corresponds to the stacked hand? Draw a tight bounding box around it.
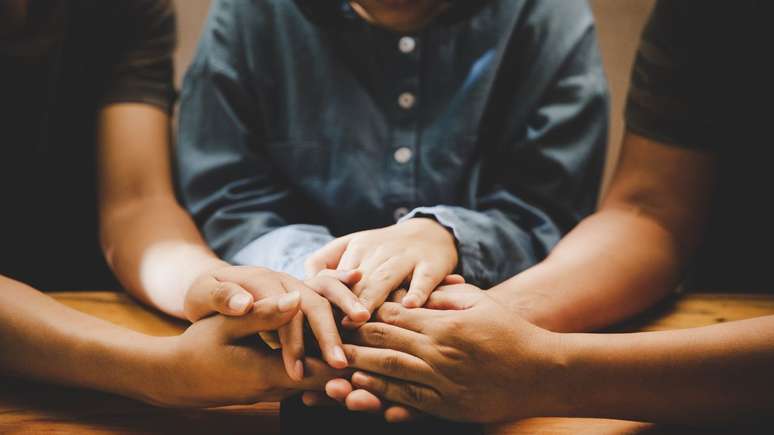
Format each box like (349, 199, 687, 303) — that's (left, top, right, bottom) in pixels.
(306, 285, 563, 423)
(305, 218, 459, 323)
(183, 265, 370, 381)
(150, 291, 348, 407)
(179, 218, 464, 412)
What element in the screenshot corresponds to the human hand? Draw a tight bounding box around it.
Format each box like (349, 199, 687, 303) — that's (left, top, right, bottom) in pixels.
(183, 265, 366, 381)
(336, 284, 563, 423)
(305, 218, 458, 325)
(150, 292, 349, 407)
(299, 276, 467, 422)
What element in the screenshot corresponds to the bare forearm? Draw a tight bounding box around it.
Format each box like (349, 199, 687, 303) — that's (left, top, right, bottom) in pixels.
(97, 104, 226, 318)
(490, 208, 684, 332)
(0, 276, 169, 403)
(101, 196, 226, 318)
(553, 316, 774, 423)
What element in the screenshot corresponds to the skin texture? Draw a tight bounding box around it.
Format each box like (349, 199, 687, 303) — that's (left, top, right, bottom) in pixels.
(324, 133, 774, 423)
(486, 132, 716, 333)
(305, 218, 459, 324)
(0, 276, 347, 407)
(348, 0, 449, 33)
(1, 103, 352, 405)
(343, 286, 774, 424)
(98, 104, 362, 380)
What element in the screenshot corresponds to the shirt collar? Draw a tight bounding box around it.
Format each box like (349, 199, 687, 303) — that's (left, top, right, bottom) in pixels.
(295, 0, 489, 29)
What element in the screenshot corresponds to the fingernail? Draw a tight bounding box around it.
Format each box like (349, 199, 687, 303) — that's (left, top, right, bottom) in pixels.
(228, 293, 252, 312)
(402, 295, 420, 308)
(351, 302, 370, 320)
(351, 371, 368, 386)
(278, 292, 301, 312)
(295, 360, 305, 380)
(333, 346, 348, 366)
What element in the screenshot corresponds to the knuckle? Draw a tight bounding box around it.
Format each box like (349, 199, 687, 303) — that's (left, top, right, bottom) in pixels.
(375, 269, 393, 282)
(307, 294, 332, 311)
(441, 317, 464, 335)
(382, 354, 400, 373)
(210, 282, 232, 307)
(250, 266, 271, 277)
(418, 269, 436, 280)
(377, 303, 401, 324)
(344, 345, 357, 363)
(403, 383, 425, 404)
(364, 324, 387, 347)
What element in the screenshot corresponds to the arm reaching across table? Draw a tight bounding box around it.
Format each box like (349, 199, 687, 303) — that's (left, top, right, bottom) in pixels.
(0, 275, 346, 407)
(343, 286, 774, 424)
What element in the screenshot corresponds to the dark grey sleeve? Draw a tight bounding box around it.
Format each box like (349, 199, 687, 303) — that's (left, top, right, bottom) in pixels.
(100, 0, 177, 113)
(625, 0, 724, 150)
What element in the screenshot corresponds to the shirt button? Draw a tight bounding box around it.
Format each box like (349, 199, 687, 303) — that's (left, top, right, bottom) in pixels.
(398, 92, 416, 110)
(393, 207, 410, 222)
(394, 147, 413, 164)
(398, 36, 416, 54)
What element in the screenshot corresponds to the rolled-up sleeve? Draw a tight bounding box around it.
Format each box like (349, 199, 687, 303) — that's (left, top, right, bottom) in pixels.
(403, 22, 608, 288)
(175, 0, 331, 271)
(99, 0, 177, 113)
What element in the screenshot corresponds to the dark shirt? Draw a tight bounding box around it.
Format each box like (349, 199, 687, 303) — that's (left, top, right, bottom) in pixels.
(0, 0, 176, 290)
(626, 1, 774, 292)
(177, 0, 608, 287)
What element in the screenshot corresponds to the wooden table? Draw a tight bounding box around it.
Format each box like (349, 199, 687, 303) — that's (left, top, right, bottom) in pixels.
(2, 292, 773, 434)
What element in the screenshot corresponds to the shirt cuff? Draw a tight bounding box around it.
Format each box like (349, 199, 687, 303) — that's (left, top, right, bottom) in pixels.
(230, 224, 335, 280)
(399, 206, 488, 285)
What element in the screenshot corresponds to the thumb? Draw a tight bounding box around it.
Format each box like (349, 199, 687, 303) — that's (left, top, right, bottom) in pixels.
(219, 292, 300, 341)
(317, 268, 362, 286)
(304, 236, 353, 279)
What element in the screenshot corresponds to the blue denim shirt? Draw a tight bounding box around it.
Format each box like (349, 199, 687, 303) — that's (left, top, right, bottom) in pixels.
(176, 0, 608, 288)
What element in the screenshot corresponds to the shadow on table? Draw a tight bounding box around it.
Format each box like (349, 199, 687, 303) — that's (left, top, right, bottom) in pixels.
(281, 394, 482, 435)
(1, 378, 279, 434)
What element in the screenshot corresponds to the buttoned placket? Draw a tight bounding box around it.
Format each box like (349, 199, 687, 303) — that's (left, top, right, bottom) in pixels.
(387, 33, 421, 223)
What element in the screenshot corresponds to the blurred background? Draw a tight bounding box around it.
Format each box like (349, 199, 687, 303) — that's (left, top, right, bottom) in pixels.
(172, 0, 656, 190)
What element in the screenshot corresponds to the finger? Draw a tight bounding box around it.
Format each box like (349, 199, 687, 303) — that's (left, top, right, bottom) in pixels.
(388, 288, 408, 303)
(343, 344, 435, 385)
(351, 371, 440, 412)
(337, 241, 369, 272)
(211, 266, 287, 300)
(425, 289, 480, 310)
(293, 357, 353, 391)
(311, 276, 370, 323)
(374, 302, 443, 333)
(349, 322, 432, 359)
(299, 290, 348, 369)
(355, 256, 415, 314)
(184, 276, 254, 321)
(301, 391, 339, 407)
(324, 378, 353, 402)
(316, 268, 363, 286)
(442, 274, 465, 285)
(403, 263, 447, 308)
(278, 312, 305, 381)
(218, 292, 300, 340)
(305, 236, 354, 279)
(385, 405, 421, 423)
(344, 389, 385, 413)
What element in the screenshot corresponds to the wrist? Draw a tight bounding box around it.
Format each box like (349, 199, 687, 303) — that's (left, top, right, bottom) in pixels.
(514, 329, 578, 418)
(403, 217, 459, 262)
(114, 335, 180, 406)
(488, 284, 559, 330)
(540, 332, 609, 418)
